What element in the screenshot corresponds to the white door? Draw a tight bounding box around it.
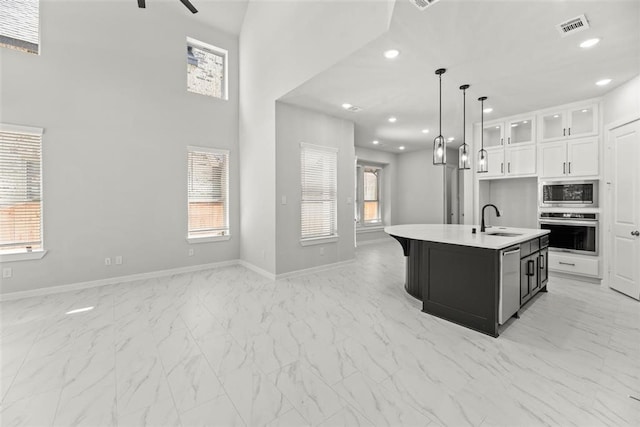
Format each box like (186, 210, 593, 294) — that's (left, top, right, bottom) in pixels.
(539, 141, 566, 178)
(610, 119, 640, 300)
(567, 138, 599, 177)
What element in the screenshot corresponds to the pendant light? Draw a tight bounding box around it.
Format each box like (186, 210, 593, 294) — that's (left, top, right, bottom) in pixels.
(477, 96, 488, 173)
(433, 68, 446, 165)
(458, 84, 470, 170)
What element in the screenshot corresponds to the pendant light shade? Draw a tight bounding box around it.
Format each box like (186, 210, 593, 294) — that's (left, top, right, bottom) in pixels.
(458, 84, 470, 170)
(433, 68, 447, 165)
(477, 96, 488, 173)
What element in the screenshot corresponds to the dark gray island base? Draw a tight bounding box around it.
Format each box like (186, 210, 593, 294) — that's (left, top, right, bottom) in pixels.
(387, 225, 550, 337)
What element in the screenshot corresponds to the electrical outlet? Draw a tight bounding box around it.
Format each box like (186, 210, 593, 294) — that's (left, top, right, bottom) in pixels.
(188, 248, 194, 256)
(104, 258, 111, 266)
(115, 256, 123, 265)
(2, 268, 12, 278)
(320, 247, 325, 256)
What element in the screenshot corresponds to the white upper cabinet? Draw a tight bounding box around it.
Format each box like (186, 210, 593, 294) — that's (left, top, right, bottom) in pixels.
(481, 147, 505, 178)
(538, 137, 599, 179)
(506, 145, 537, 176)
(483, 122, 504, 148)
(538, 103, 598, 143)
(506, 116, 535, 145)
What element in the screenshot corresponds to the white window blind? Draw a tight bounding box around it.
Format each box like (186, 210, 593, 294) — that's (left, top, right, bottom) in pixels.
(187, 147, 229, 238)
(0, 0, 40, 54)
(0, 124, 43, 253)
(300, 143, 338, 240)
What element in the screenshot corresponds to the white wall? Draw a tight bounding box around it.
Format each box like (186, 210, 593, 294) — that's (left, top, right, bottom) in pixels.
(478, 178, 538, 229)
(0, 2, 240, 294)
(239, 1, 393, 274)
(603, 75, 640, 126)
(395, 149, 445, 225)
(275, 102, 355, 274)
(355, 146, 397, 243)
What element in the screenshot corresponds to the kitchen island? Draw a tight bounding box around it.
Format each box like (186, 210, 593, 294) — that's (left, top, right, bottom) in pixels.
(385, 224, 550, 337)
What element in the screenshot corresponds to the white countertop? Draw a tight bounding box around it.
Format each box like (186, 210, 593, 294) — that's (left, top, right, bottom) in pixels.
(385, 224, 550, 250)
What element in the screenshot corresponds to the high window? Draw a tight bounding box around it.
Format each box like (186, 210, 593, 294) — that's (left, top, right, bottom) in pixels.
(0, 124, 43, 254)
(300, 143, 338, 242)
(187, 147, 229, 240)
(356, 165, 382, 225)
(186, 37, 228, 100)
(0, 0, 40, 54)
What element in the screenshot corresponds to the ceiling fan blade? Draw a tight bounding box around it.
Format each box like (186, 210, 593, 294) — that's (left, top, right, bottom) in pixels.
(179, 0, 198, 13)
(138, 0, 146, 8)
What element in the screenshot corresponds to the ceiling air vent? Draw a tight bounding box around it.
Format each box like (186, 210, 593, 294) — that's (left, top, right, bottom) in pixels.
(346, 105, 362, 112)
(409, 0, 440, 12)
(556, 14, 590, 37)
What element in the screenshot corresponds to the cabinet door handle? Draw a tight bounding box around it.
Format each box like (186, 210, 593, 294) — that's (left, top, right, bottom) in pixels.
(559, 261, 576, 266)
(508, 162, 511, 173)
(501, 138, 504, 145)
(508, 137, 511, 144)
(631, 230, 640, 237)
(527, 260, 535, 276)
(568, 127, 571, 136)
(563, 128, 566, 137)
(501, 163, 504, 173)
(563, 162, 566, 174)
(539, 254, 545, 269)
(568, 162, 571, 174)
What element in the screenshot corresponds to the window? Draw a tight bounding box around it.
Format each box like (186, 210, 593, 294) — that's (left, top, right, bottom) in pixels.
(356, 164, 382, 225)
(300, 143, 338, 242)
(186, 37, 228, 100)
(187, 147, 229, 240)
(0, 124, 43, 254)
(0, 0, 40, 54)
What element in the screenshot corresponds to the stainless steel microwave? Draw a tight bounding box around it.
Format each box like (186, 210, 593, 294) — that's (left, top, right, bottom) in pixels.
(540, 180, 598, 208)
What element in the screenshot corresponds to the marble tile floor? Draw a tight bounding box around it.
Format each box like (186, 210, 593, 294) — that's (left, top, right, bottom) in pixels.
(1, 240, 639, 426)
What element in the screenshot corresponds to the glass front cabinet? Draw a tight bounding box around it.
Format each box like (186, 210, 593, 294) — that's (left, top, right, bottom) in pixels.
(538, 103, 598, 143)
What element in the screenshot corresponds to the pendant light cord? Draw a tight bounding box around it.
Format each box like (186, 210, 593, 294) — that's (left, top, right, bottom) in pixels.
(439, 74, 442, 137)
(480, 98, 484, 150)
(462, 88, 466, 147)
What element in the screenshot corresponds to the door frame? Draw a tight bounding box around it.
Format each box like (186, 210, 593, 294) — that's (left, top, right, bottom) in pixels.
(604, 113, 640, 288)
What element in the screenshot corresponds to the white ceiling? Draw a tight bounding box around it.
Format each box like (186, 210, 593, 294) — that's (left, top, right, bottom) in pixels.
(280, 0, 640, 153)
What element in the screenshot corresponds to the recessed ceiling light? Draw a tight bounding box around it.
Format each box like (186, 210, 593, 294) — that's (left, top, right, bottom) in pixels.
(580, 38, 600, 48)
(388, 116, 397, 123)
(341, 103, 352, 109)
(421, 129, 429, 134)
(447, 137, 455, 142)
(372, 140, 379, 145)
(495, 126, 500, 129)
(66, 306, 95, 315)
(582, 109, 588, 113)
(553, 115, 559, 118)
(398, 146, 405, 150)
(523, 121, 528, 124)
(384, 49, 400, 59)
(483, 107, 493, 113)
(511, 124, 518, 127)
(596, 78, 612, 86)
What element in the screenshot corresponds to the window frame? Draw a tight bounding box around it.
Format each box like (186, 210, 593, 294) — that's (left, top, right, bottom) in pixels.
(300, 142, 339, 246)
(186, 37, 229, 101)
(0, 123, 47, 263)
(186, 146, 230, 243)
(356, 163, 384, 228)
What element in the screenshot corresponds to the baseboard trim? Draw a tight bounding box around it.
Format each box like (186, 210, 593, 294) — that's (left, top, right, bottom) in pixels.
(549, 271, 602, 285)
(237, 260, 276, 281)
(0, 260, 240, 302)
(356, 237, 393, 247)
(276, 259, 355, 280)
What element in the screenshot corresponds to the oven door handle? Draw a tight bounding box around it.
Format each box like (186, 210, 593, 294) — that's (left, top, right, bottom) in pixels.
(539, 219, 598, 226)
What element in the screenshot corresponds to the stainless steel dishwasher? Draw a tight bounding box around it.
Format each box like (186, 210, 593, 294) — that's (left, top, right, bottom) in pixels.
(499, 245, 521, 325)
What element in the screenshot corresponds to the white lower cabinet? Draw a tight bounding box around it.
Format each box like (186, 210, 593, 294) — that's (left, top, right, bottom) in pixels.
(538, 137, 598, 179)
(548, 252, 599, 277)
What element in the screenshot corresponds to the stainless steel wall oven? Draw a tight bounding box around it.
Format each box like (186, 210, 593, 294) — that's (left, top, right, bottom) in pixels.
(538, 212, 598, 256)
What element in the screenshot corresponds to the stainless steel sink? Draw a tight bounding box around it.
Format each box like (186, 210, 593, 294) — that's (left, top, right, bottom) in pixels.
(487, 232, 523, 237)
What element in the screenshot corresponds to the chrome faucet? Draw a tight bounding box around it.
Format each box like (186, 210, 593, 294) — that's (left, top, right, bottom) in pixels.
(481, 204, 501, 232)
